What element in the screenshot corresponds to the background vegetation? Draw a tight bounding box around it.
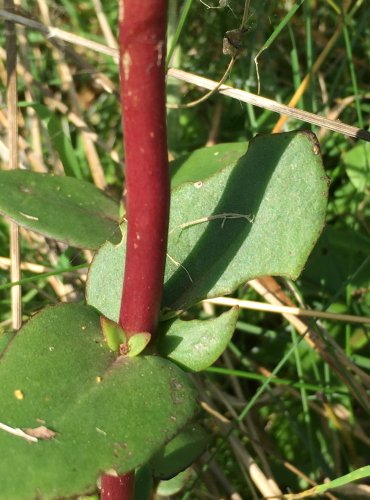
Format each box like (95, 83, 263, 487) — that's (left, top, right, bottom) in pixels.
(0, 0, 369, 497)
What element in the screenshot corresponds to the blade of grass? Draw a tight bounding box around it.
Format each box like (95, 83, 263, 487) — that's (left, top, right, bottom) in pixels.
(284, 465, 370, 499)
(0, 264, 87, 291)
(290, 327, 317, 478)
(166, 0, 193, 69)
(341, 5, 365, 129)
(288, 24, 302, 105)
(254, 0, 306, 94)
(91, 0, 118, 49)
(206, 365, 345, 396)
(304, 0, 315, 117)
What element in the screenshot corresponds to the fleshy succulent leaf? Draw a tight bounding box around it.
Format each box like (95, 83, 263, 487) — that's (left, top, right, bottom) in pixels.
(0, 304, 197, 498)
(100, 316, 127, 352)
(87, 131, 328, 320)
(127, 333, 152, 357)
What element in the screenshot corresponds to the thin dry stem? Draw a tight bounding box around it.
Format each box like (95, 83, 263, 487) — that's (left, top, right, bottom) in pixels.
(91, 0, 118, 49)
(5, 0, 21, 331)
(0, 422, 38, 443)
(13, 1, 44, 163)
(0, 9, 119, 61)
(206, 98, 223, 146)
(168, 68, 370, 141)
(204, 296, 370, 325)
(171, 212, 254, 233)
(0, 257, 52, 273)
(0, 104, 46, 171)
(167, 57, 236, 109)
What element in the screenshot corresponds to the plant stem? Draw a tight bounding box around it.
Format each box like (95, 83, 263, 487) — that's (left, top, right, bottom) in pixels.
(102, 1, 169, 498)
(118, 0, 170, 338)
(101, 473, 135, 500)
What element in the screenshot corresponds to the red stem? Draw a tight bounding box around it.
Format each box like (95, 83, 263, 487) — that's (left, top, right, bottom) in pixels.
(101, 473, 134, 500)
(101, 1, 169, 498)
(119, 0, 170, 338)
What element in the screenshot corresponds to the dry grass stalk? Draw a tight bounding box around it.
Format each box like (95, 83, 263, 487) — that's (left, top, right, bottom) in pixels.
(5, 0, 21, 330)
(205, 296, 370, 325)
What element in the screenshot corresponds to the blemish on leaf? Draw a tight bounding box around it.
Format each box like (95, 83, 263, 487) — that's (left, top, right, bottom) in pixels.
(14, 389, 24, 400)
(19, 212, 39, 221)
(23, 426, 56, 441)
(169, 377, 185, 405)
(194, 181, 203, 189)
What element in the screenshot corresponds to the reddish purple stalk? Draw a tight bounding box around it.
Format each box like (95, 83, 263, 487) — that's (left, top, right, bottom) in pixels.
(118, 0, 170, 338)
(101, 473, 134, 500)
(101, 0, 169, 498)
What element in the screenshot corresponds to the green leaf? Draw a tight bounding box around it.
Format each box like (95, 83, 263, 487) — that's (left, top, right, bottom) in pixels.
(87, 131, 328, 319)
(156, 469, 192, 496)
(157, 308, 238, 371)
(100, 316, 126, 352)
(170, 142, 248, 189)
(134, 465, 153, 500)
(164, 131, 328, 310)
(24, 103, 82, 179)
(0, 331, 13, 355)
(127, 332, 152, 357)
(149, 424, 209, 479)
(342, 142, 370, 193)
(0, 304, 197, 498)
(0, 171, 120, 249)
(87, 235, 126, 322)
